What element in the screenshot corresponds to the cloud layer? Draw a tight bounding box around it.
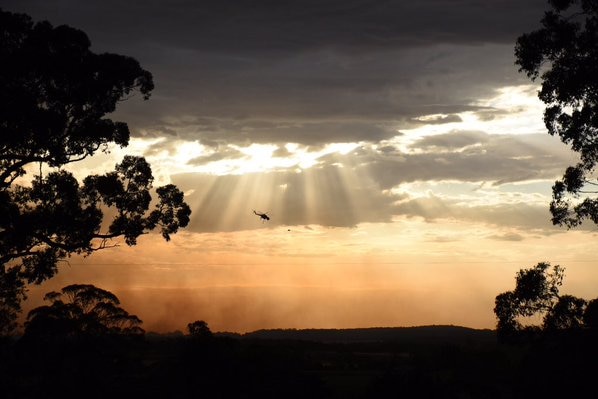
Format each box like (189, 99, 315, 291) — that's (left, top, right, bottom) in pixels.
(4, 1, 573, 233)
(3, 0, 548, 146)
(168, 131, 573, 232)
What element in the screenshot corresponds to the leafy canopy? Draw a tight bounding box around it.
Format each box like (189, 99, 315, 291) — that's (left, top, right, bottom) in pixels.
(24, 284, 144, 338)
(187, 320, 213, 339)
(494, 262, 596, 341)
(515, 0, 598, 227)
(0, 9, 191, 335)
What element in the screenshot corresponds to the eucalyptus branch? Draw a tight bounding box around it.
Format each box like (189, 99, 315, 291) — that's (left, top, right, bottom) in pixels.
(0, 250, 38, 266)
(31, 234, 86, 253)
(90, 238, 120, 251)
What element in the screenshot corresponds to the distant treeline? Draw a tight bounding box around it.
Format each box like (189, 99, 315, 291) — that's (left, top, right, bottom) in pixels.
(219, 325, 496, 343)
(3, 324, 597, 399)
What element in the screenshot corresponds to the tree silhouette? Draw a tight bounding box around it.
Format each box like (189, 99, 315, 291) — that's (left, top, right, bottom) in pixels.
(543, 294, 587, 331)
(583, 298, 598, 328)
(515, 0, 598, 227)
(0, 9, 191, 335)
(187, 320, 213, 339)
(494, 262, 592, 341)
(0, 267, 25, 336)
(24, 284, 144, 339)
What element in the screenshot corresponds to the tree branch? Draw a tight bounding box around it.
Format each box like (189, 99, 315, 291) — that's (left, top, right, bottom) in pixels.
(0, 250, 38, 266)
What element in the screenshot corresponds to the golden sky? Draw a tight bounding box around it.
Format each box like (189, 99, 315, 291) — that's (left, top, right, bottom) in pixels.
(8, 0, 598, 333)
(21, 86, 598, 333)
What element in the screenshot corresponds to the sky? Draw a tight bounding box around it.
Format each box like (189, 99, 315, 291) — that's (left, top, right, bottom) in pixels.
(3, 0, 598, 333)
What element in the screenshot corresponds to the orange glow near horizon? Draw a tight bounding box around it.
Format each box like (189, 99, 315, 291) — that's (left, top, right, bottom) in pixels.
(22, 220, 598, 333)
(17, 85, 598, 334)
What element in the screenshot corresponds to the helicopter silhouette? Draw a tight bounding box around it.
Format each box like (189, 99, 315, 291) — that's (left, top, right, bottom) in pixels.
(253, 210, 270, 222)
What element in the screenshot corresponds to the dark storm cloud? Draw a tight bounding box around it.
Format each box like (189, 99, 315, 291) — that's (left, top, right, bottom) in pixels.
(118, 41, 514, 144)
(1, 0, 546, 53)
(1, 0, 549, 145)
(126, 42, 532, 145)
(161, 119, 400, 147)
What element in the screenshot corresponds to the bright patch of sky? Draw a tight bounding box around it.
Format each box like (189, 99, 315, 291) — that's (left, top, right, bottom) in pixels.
(77, 139, 362, 185)
(393, 180, 551, 207)
(62, 84, 550, 209)
(391, 85, 545, 153)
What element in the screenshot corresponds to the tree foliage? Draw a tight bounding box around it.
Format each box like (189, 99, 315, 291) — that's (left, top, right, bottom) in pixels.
(187, 320, 213, 339)
(24, 284, 144, 339)
(0, 9, 191, 335)
(494, 262, 596, 341)
(515, 0, 598, 227)
(583, 298, 598, 328)
(543, 294, 587, 330)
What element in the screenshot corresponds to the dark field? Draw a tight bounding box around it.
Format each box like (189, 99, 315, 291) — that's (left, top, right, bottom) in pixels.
(1, 325, 595, 398)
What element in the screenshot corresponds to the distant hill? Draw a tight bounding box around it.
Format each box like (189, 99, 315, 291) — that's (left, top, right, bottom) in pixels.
(218, 325, 495, 344)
